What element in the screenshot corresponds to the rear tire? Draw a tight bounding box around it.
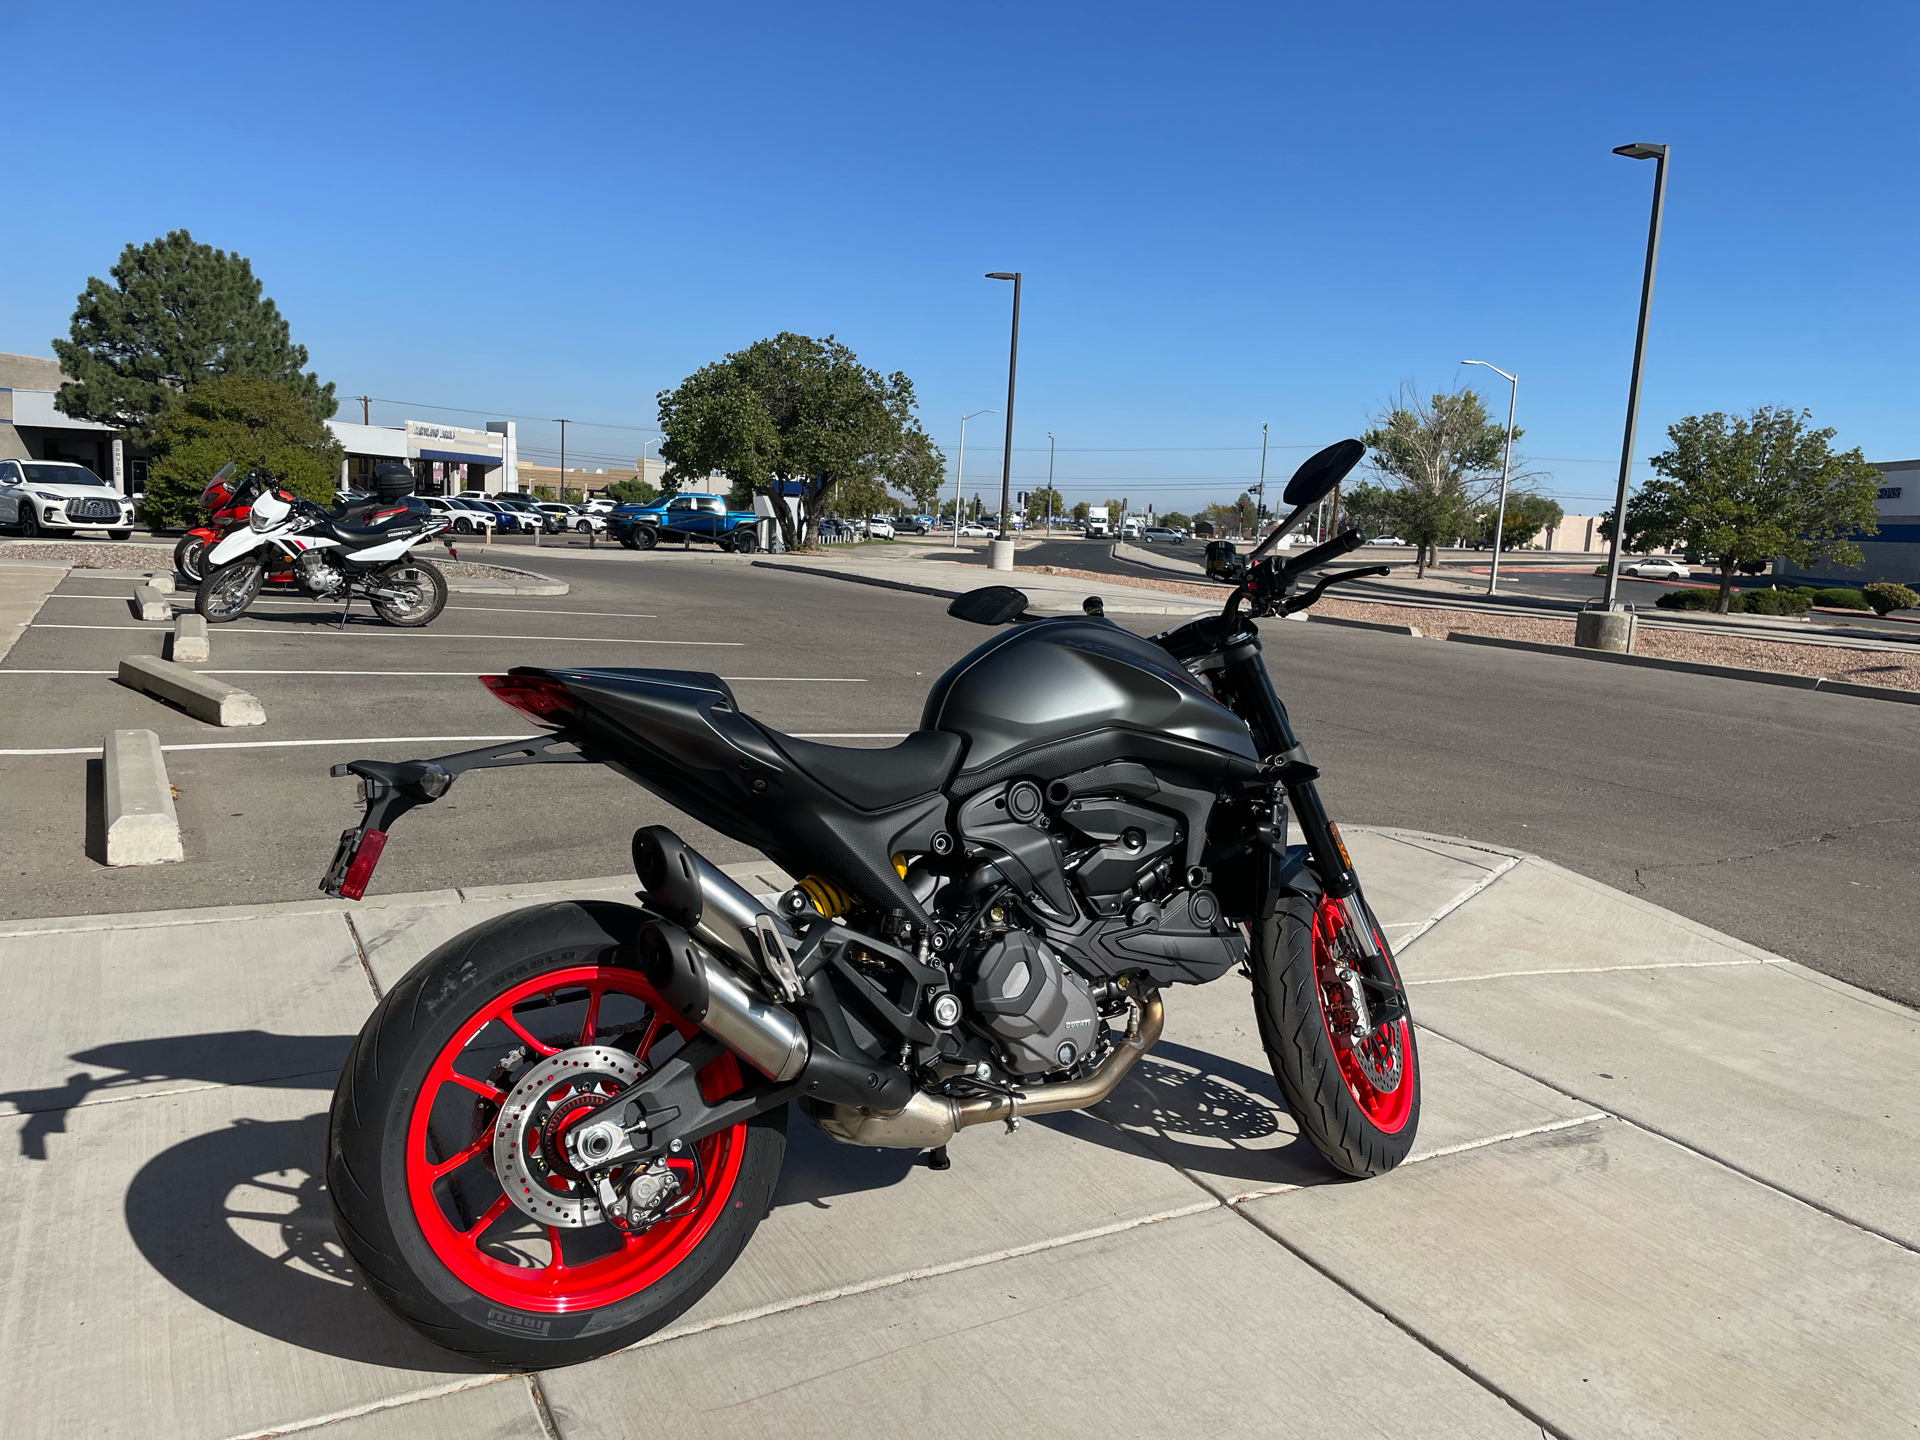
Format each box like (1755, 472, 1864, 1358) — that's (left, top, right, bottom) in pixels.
(1250, 890, 1419, 1178)
(731, 530, 759, 554)
(629, 526, 657, 551)
(174, 535, 208, 585)
(369, 559, 448, 627)
(327, 901, 787, 1368)
(196, 557, 265, 623)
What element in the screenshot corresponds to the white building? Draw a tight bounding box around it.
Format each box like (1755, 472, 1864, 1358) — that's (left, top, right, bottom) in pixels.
(1778, 459, 1920, 587)
(328, 418, 519, 497)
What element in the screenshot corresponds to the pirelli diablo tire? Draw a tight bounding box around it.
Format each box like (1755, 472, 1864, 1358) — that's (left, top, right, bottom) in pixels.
(327, 901, 787, 1369)
(1251, 890, 1419, 1178)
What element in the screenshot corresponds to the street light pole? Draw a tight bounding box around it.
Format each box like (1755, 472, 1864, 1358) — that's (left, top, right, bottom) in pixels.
(1256, 422, 1269, 523)
(986, 272, 1021, 571)
(556, 419, 569, 503)
(1461, 360, 1518, 595)
(1602, 142, 1669, 611)
(1046, 431, 1055, 536)
(953, 409, 995, 548)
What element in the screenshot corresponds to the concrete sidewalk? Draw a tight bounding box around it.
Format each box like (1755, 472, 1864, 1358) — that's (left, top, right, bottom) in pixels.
(0, 829, 1913, 1439)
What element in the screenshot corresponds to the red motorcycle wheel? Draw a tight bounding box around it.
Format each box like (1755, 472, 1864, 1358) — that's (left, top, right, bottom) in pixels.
(403, 964, 746, 1314)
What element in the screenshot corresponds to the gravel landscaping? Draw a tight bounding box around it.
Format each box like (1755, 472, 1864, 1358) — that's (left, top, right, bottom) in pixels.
(1028, 564, 1920, 691)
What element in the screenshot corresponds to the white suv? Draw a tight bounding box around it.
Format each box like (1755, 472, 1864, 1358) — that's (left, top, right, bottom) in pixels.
(0, 460, 138, 538)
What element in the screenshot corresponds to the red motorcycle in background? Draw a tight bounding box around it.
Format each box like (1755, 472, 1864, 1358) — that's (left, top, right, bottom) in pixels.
(174, 462, 296, 585)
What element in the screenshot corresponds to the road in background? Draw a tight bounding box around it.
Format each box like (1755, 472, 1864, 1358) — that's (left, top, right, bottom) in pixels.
(4, 545, 1913, 1003)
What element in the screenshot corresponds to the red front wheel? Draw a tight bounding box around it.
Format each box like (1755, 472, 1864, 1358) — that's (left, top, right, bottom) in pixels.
(1251, 890, 1419, 1177)
(328, 901, 786, 1368)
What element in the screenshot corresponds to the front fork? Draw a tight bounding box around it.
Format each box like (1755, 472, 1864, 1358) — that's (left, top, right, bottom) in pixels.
(1221, 639, 1384, 1030)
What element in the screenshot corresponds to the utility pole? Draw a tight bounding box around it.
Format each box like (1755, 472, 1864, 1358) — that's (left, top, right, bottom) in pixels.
(557, 419, 569, 502)
(1046, 431, 1055, 537)
(357, 395, 370, 424)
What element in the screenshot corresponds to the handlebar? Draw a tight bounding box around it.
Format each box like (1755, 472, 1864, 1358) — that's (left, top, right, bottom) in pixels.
(1220, 528, 1387, 627)
(1276, 527, 1367, 581)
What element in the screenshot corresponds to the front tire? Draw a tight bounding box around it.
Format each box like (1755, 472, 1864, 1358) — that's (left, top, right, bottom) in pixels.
(196, 557, 265, 623)
(327, 901, 787, 1369)
(369, 559, 448, 627)
(1251, 891, 1419, 1178)
(174, 534, 208, 585)
(731, 530, 759, 554)
(108, 528, 133, 541)
(18, 508, 39, 539)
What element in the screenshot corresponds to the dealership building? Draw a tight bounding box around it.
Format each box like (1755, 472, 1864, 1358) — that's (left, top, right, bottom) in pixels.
(1779, 459, 1920, 587)
(327, 417, 520, 496)
(0, 352, 128, 486)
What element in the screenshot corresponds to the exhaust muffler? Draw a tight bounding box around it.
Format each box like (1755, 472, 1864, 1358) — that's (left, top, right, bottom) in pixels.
(813, 993, 1165, 1149)
(638, 921, 809, 1083)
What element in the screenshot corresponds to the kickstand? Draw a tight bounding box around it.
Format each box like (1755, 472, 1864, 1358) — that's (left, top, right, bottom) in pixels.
(925, 1145, 951, 1171)
(335, 592, 355, 630)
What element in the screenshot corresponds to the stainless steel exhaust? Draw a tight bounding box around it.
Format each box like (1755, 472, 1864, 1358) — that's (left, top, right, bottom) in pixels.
(814, 994, 1165, 1149)
(633, 826, 800, 997)
(638, 921, 808, 1083)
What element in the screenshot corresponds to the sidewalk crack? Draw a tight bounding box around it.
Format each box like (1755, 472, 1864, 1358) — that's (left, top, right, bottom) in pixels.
(344, 913, 383, 1000)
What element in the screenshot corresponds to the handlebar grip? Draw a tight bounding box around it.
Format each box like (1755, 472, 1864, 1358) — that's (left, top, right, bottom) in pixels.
(1280, 527, 1366, 577)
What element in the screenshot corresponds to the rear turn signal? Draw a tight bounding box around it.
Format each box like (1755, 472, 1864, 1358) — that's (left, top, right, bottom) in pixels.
(480, 673, 577, 729)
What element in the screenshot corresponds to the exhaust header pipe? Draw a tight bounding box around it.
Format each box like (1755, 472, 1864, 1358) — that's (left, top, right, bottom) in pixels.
(814, 994, 1165, 1150)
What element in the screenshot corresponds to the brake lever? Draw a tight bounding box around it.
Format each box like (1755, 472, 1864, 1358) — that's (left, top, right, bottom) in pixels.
(1280, 564, 1392, 615)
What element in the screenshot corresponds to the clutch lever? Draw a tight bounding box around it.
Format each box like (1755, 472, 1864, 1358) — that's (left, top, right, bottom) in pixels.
(1280, 564, 1393, 615)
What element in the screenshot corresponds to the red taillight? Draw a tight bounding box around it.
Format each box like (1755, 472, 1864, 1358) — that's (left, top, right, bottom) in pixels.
(339, 829, 388, 901)
(480, 673, 577, 728)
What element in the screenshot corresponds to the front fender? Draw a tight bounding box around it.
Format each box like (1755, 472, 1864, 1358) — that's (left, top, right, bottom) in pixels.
(207, 527, 267, 566)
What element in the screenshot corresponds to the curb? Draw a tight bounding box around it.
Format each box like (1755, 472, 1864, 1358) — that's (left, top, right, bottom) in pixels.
(1309, 614, 1422, 638)
(117, 655, 267, 726)
(752, 560, 965, 602)
(1445, 631, 1920, 705)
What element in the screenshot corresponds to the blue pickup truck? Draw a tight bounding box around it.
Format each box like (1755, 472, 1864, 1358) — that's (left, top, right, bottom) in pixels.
(610, 493, 763, 552)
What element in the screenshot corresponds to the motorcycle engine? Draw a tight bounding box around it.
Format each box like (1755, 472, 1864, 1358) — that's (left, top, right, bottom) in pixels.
(957, 929, 1101, 1077)
(293, 550, 347, 598)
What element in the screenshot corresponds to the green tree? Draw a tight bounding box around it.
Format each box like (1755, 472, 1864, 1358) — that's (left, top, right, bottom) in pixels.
(53, 230, 335, 442)
(1338, 479, 1401, 539)
(1161, 510, 1193, 530)
(1478, 493, 1564, 549)
(603, 477, 658, 505)
(1027, 485, 1065, 523)
(1622, 407, 1881, 613)
(1361, 385, 1526, 576)
(656, 332, 941, 550)
(1071, 501, 1090, 523)
(142, 375, 344, 531)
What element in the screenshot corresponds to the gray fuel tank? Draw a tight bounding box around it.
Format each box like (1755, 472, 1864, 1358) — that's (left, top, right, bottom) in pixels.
(921, 617, 1258, 778)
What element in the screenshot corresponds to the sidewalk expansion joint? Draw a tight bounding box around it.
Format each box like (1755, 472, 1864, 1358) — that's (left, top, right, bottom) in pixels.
(2, 1066, 341, 1119)
(222, 1375, 519, 1440)
(1413, 1018, 1920, 1256)
(1405, 957, 1788, 985)
(344, 912, 383, 1000)
(526, 1374, 564, 1440)
(1389, 852, 1521, 953)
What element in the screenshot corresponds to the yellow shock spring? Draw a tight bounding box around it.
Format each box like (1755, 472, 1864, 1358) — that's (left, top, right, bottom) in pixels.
(797, 874, 855, 919)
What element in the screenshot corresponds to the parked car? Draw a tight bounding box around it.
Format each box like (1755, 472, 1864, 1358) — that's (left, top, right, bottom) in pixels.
(0, 459, 138, 538)
(610, 492, 761, 552)
(538, 502, 607, 534)
(424, 496, 494, 535)
(956, 521, 992, 538)
(476, 499, 534, 534)
(1622, 557, 1693, 580)
(817, 517, 857, 541)
(863, 517, 896, 539)
(581, 498, 619, 516)
(490, 496, 560, 534)
(1140, 526, 1185, 544)
(1368, 535, 1408, 547)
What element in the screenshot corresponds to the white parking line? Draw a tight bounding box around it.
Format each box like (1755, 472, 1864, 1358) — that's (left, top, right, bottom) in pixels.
(0, 670, 866, 680)
(28, 624, 741, 646)
(1, 730, 907, 755)
(47, 595, 661, 619)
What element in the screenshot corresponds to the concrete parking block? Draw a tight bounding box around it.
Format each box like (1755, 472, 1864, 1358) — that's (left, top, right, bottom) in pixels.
(1095, 967, 1600, 1200)
(542, 1206, 1538, 1440)
(1399, 852, 1782, 982)
(103, 727, 184, 866)
(0, 1084, 477, 1440)
(1242, 1121, 1920, 1439)
(0, 910, 372, 1133)
(131, 582, 172, 620)
(167, 612, 210, 662)
(1413, 959, 1920, 1246)
(118, 654, 266, 726)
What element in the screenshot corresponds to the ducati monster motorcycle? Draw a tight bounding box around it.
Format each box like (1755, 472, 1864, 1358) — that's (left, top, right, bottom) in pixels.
(196, 461, 451, 627)
(321, 439, 1417, 1369)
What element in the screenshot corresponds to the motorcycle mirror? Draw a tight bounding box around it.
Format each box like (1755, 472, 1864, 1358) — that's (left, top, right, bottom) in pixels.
(1282, 439, 1365, 508)
(948, 585, 1031, 626)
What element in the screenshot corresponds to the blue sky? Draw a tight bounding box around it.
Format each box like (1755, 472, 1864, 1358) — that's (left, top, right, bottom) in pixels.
(4, 0, 1913, 514)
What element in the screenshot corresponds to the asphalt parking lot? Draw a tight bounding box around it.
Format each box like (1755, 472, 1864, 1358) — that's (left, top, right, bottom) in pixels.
(3, 542, 1915, 1003)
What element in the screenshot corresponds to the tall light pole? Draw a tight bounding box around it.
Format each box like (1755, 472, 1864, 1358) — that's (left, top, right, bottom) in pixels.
(1461, 360, 1518, 595)
(952, 409, 995, 548)
(1255, 422, 1269, 523)
(556, 418, 570, 502)
(1045, 431, 1056, 536)
(1602, 142, 1669, 611)
(986, 271, 1021, 571)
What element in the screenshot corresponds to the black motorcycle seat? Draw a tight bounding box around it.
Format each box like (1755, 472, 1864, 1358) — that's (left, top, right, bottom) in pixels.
(765, 728, 963, 811)
(323, 497, 429, 545)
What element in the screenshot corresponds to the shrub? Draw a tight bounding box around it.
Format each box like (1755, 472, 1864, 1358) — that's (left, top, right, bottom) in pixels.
(1862, 582, 1919, 615)
(1812, 588, 1870, 610)
(143, 375, 343, 531)
(603, 477, 658, 506)
(1734, 589, 1811, 616)
(1791, 586, 1819, 598)
(1656, 588, 1721, 611)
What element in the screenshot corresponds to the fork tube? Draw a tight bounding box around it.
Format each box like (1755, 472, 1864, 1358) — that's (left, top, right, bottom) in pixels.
(1223, 641, 1358, 901)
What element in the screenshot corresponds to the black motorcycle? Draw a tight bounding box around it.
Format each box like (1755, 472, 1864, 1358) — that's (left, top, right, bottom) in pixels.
(320, 440, 1416, 1368)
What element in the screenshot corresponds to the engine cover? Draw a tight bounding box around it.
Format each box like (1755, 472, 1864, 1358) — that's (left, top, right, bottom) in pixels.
(293, 549, 347, 597)
(959, 930, 1100, 1076)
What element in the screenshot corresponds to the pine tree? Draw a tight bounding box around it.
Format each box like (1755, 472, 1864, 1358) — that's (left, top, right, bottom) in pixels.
(53, 230, 336, 441)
